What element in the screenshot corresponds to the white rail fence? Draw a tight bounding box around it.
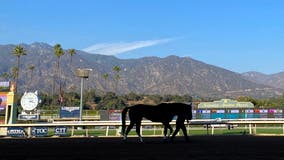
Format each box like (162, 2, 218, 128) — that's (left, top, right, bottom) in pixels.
(1, 119, 284, 138)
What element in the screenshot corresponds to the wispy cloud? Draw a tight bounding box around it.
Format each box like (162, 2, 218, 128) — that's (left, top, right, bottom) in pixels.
(82, 38, 174, 55)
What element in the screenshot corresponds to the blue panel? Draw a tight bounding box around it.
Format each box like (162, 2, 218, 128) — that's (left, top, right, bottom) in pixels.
(211, 113, 225, 119)
(226, 113, 239, 119)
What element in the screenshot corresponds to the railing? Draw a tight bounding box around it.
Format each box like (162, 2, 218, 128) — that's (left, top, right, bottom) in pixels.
(1, 119, 284, 138)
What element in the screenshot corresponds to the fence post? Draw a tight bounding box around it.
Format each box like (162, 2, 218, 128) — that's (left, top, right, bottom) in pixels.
(71, 126, 74, 136)
(211, 126, 214, 135)
(27, 127, 31, 138)
(106, 126, 109, 136)
(253, 124, 257, 134)
(85, 127, 88, 137)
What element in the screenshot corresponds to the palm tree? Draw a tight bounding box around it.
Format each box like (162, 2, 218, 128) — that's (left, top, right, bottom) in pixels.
(68, 48, 76, 66)
(11, 67, 19, 83)
(53, 44, 65, 91)
(67, 49, 76, 91)
(53, 44, 65, 107)
(1, 72, 10, 80)
(112, 65, 121, 94)
(27, 64, 35, 91)
(103, 73, 109, 92)
(12, 45, 27, 92)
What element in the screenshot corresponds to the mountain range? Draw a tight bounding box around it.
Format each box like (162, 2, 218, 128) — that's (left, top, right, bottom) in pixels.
(0, 42, 283, 99)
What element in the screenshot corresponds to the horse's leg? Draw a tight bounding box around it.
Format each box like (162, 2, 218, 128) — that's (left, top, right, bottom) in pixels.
(163, 123, 173, 140)
(180, 124, 189, 141)
(171, 118, 185, 141)
(123, 121, 135, 141)
(135, 121, 143, 143)
(171, 125, 181, 141)
(162, 123, 168, 140)
(168, 125, 173, 138)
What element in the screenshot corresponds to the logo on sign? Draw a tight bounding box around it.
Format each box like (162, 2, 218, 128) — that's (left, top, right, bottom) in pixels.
(7, 127, 25, 137)
(18, 114, 40, 120)
(31, 127, 48, 137)
(54, 126, 68, 136)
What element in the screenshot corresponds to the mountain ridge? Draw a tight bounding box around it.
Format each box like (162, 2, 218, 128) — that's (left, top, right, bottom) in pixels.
(242, 71, 284, 90)
(0, 42, 283, 98)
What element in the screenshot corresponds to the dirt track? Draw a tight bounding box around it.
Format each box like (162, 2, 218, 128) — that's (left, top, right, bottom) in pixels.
(0, 135, 284, 160)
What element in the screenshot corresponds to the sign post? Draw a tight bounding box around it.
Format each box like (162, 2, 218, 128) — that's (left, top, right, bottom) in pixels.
(75, 68, 92, 122)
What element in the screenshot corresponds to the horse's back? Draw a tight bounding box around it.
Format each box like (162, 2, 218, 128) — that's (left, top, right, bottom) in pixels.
(128, 104, 173, 122)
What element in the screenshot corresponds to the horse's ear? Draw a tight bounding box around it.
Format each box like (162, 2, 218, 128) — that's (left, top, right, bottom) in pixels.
(187, 102, 193, 109)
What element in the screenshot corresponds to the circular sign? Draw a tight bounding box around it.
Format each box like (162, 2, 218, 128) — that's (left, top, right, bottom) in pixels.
(20, 92, 39, 111)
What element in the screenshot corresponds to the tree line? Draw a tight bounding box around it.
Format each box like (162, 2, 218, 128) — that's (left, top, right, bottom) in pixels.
(35, 91, 284, 110)
(37, 91, 193, 110)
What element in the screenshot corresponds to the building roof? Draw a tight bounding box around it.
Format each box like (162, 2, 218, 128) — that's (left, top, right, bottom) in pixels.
(198, 99, 254, 109)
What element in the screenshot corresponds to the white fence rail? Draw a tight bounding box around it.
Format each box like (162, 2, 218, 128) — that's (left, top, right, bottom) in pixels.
(1, 119, 284, 138)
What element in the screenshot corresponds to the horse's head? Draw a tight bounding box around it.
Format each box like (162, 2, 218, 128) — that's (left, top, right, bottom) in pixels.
(183, 103, 193, 123)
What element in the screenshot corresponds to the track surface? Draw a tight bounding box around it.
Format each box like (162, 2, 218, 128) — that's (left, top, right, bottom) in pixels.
(0, 135, 284, 160)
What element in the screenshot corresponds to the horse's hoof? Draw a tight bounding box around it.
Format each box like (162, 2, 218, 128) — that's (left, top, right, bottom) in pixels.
(185, 137, 190, 142)
(163, 139, 170, 143)
(137, 140, 144, 144)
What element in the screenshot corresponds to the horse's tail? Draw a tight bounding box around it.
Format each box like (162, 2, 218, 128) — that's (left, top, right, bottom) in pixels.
(121, 107, 131, 135)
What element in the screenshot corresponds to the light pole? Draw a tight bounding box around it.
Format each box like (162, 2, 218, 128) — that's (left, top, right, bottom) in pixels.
(75, 68, 92, 121)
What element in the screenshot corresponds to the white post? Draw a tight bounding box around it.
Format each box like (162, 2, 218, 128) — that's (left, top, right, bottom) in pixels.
(79, 78, 84, 122)
(106, 126, 109, 136)
(71, 126, 74, 136)
(211, 126, 214, 135)
(85, 128, 88, 137)
(140, 126, 143, 136)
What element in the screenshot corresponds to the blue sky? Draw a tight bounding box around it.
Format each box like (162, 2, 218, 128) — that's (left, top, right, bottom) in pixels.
(1, 0, 284, 74)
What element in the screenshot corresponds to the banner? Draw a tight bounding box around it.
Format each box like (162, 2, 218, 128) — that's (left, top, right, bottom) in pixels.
(18, 114, 40, 120)
(109, 110, 122, 121)
(201, 110, 211, 114)
(54, 126, 68, 136)
(60, 106, 80, 118)
(230, 110, 239, 113)
(216, 110, 225, 113)
(7, 127, 25, 137)
(30, 127, 48, 137)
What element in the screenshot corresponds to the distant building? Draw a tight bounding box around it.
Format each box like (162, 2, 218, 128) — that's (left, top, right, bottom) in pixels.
(198, 99, 254, 109)
(196, 99, 254, 119)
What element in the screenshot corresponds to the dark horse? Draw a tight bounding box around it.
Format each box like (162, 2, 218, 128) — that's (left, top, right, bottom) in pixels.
(121, 103, 192, 142)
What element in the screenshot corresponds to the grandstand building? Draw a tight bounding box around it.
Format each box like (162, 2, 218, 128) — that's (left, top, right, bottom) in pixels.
(196, 99, 255, 119)
(196, 99, 283, 119)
